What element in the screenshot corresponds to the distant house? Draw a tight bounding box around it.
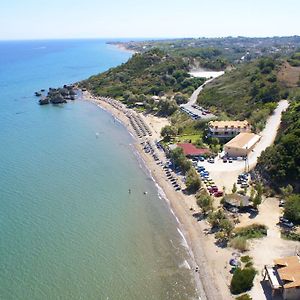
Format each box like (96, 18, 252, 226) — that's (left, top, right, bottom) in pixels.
(264, 255, 300, 300)
(224, 132, 261, 157)
(208, 120, 251, 138)
(177, 143, 211, 157)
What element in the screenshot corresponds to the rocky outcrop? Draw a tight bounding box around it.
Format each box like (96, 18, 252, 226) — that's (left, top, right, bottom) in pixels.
(37, 85, 77, 105)
(39, 97, 49, 105)
(50, 95, 67, 104)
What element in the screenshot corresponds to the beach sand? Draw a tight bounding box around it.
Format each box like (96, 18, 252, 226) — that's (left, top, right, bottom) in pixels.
(82, 91, 234, 300)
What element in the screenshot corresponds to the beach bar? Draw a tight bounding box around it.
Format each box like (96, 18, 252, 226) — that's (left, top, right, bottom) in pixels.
(263, 255, 300, 300)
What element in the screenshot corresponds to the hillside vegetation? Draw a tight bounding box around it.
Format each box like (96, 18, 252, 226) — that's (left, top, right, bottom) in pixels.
(80, 49, 205, 116)
(257, 100, 300, 191)
(287, 52, 300, 67)
(196, 57, 287, 131)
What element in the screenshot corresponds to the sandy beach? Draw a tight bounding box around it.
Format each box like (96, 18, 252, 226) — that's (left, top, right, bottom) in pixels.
(82, 91, 235, 300)
(112, 43, 138, 54)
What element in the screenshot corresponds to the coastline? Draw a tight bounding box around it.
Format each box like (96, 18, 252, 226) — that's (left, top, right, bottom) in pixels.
(82, 91, 234, 300)
(110, 43, 138, 54)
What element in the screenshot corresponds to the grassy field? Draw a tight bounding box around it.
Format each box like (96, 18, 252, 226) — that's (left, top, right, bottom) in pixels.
(175, 134, 202, 143)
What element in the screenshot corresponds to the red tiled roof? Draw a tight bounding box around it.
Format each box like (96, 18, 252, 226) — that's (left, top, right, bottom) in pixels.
(177, 143, 210, 156)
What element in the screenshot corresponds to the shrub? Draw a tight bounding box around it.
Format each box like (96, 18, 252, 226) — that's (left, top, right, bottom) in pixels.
(245, 261, 254, 268)
(230, 267, 256, 294)
(236, 294, 252, 300)
(234, 224, 267, 239)
(282, 231, 300, 242)
(208, 209, 227, 228)
(230, 237, 248, 252)
(241, 256, 252, 263)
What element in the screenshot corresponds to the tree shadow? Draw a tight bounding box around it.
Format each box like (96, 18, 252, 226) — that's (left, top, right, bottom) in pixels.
(247, 208, 258, 219)
(192, 212, 204, 221)
(215, 239, 228, 248)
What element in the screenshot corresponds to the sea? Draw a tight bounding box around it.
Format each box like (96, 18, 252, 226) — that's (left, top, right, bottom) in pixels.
(0, 39, 198, 299)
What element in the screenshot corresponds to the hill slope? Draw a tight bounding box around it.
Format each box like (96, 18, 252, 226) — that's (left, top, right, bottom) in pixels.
(257, 100, 300, 192)
(196, 57, 287, 131)
(79, 49, 205, 115)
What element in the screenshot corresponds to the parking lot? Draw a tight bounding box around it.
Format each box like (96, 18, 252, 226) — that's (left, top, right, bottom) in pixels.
(195, 155, 250, 192)
(180, 76, 216, 120)
(180, 104, 215, 120)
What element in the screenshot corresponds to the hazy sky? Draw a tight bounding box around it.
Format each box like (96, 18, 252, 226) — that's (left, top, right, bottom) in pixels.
(0, 0, 299, 40)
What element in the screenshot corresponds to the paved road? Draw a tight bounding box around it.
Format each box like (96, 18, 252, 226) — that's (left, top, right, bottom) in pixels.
(180, 74, 223, 119)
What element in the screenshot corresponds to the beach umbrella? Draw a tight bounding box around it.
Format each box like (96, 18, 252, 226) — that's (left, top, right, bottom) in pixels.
(229, 258, 239, 266)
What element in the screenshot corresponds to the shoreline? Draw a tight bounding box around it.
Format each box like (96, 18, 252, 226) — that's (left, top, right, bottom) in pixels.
(109, 42, 138, 54)
(82, 91, 233, 300)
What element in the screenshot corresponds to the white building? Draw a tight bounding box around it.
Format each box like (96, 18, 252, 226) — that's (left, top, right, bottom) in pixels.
(208, 120, 251, 138)
(224, 132, 261, 157)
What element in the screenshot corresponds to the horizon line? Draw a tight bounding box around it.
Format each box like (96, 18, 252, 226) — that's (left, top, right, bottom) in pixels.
(0, 34, 300, 42)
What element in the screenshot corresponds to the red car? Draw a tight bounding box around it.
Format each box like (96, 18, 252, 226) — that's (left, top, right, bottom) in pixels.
(214, 191, 223, 197)
(208, 186, 218, 194)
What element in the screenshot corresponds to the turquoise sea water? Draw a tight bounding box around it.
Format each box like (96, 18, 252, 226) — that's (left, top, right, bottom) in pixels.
(0, 40, 197, 299)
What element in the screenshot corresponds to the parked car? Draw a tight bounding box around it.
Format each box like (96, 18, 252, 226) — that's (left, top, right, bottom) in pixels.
(199, 156, 205, 161)
(223, 157, 228, 163)
(241, 183, 249, 188)
(279, 200, 285, 207)
(214, 191, 223, 197)
(208, 158, 215, 163)
(279, 217, 294, 228)
(228, 158, 233, 163)
(208, 186, 218, 192)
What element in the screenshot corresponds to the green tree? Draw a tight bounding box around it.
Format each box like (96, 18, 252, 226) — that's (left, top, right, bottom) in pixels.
(158, 99, 178, 116)
(250, 187, 255, 202)
(161, 125, 177, 141)
(186, 168, 201, 193)
(255, 182, 263, 196)
(196, 191, 213, 215)
(208, 209, 227, 228)
(232, 183, 237, 194)
(253, 194, 262, 209)
(219, 218, 234, 239)
(284, 194, 300, 224)
(169, 148, 192, 174)
(174, 93, 188, 105)
(280, 184, 293, 200)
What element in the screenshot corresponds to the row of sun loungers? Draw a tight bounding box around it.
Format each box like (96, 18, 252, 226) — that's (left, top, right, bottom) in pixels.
(128, 113, 152, 138)
(97, 96, 152, 139)
(163, 166, 181, 191)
